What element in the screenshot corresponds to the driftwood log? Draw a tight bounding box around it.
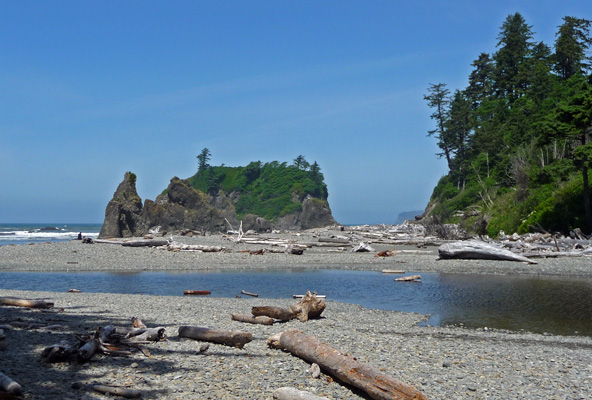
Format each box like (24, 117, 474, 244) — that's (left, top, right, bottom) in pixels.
(167, 242, 225, 252)
(0, 297, 54, 309)
(395, 275, 421, 282)
(41, 341, 76, 363)
(273, 387, 329, 400)
(0, 372, 22, 395)
(121, 239, 169, 247)
(252, 306, 293, 321)
(241, 290, 258, 297)
(289, 291, 325, 322)
(92, 385, 141, 399)
(438, 240, 537, 263)
(231, 314, 274, 325)
(178, 326, 253, 349)
(268, 330, 427, 400)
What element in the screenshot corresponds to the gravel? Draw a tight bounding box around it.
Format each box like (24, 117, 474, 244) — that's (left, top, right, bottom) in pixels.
(1, 231, 592, 399)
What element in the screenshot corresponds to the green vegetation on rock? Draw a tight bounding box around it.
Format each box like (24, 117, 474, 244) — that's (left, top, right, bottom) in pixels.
(425, 13, 592, 235)
(187, 153, 328, 221)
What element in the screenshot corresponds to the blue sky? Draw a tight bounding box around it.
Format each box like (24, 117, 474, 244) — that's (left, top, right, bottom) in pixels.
(1, 1, 590, 224)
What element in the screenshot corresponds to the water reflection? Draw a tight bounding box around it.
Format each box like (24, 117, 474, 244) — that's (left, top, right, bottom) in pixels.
(1, 270, 591, 337)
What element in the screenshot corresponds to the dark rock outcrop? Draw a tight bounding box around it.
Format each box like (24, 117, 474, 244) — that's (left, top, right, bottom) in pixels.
(100, 172, 338, 238)
(99, 172, 143, 238)
(141, 177, 226, 234)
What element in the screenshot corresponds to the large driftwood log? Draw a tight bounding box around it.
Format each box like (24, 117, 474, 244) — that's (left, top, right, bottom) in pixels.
(0, 297, 54, 309)
(268, 330, 428, 400)
(438, 240, 537, 263)
(178, 326, 253, 349)
(122, 239, 169, 247)
(231, 314, 274, 325)
(92, 385, 141, 398)
(273, 387, 330, 400)
(41, 341, 76, 363)
(252, 306, 293, 321)
(167, 241, 225, 252)
(0, 372, 22, 395)
(78, 338, 99, 362)
(289, 291, 326, 322)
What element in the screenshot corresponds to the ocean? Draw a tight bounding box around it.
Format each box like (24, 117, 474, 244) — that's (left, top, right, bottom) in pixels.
(0, 223, 101, 246)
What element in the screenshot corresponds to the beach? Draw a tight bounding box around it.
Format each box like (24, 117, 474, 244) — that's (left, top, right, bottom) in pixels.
(2, 230, 592, 399)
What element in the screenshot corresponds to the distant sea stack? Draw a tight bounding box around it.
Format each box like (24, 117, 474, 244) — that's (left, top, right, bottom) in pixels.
(99, 156, 338, 238)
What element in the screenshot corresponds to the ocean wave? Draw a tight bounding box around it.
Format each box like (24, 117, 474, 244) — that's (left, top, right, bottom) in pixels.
(0, 230, 99, 242)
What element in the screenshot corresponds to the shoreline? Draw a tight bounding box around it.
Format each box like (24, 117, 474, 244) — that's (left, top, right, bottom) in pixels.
(2, 231, 592, 398)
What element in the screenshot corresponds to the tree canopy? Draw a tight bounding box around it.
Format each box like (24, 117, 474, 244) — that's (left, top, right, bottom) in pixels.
(425, 12, 592, 235)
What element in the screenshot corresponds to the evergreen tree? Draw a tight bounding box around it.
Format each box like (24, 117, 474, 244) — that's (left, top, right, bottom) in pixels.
(493, 13, 535, 103)
(293, 155, 310, 170)
(197, 148, 211, 172)
(554, 16, 592, 80)
(465, 53, 494, 110)
(424, 83, 454, 170)
(446, 90, 473, 186)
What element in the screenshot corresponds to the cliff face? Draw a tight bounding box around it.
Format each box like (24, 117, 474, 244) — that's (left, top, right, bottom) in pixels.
(99, 172, 338, 237)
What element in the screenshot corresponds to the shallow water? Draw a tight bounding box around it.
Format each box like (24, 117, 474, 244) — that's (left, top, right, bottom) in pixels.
(2, 269, 592, 337)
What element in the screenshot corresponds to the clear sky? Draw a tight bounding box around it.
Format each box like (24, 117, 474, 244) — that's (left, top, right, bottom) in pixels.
(1, 1, 590, 224)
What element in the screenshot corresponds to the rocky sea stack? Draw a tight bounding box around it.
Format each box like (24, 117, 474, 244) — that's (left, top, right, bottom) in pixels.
(99, 159, 338, 238)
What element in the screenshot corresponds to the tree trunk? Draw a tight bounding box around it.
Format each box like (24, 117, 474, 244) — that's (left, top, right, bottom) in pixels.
(121, 239, 169, 247)
(0, 372, 22, 395)
(231, 314, 274, 325)
(178, 326, 253, 349)
(0, 297, 54, 309)
(268, 330, 428, 400)
(92, 385, 142, 399)
(252, 306, 293, 321)
(438, 240, 536, 263)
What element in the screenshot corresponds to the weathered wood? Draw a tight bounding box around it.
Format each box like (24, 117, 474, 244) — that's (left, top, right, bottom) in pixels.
(273, 387, 329, 400)
(241, 290, 258, 297)
(183, 290, 211, 295)
(289, 291, 326, 322)
(41, 341, 76, 363)
(0, 372, 22, 395)
(167, 241, 225, 252)
(268, 330, 428, 400)
(0, 297, 54, 309)
(231, 313, 274, 325)
(122, 239, 169, 247)
(92, 385, 141, 398)
(352, 242, 375, 252)
(178, 326, 253, 349)
(375, 250, 397, 257)
(78, 338, 99, 361)
(438, 240, 537, 263)
(252, 306, 293, 321)
(293, 295, 326, 299)
(395, 275, 421, 282)
(124, 327, 166, 342)
(318, 237, 351, 244)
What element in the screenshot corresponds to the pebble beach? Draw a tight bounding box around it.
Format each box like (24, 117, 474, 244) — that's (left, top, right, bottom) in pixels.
(2, 231, 592, 399)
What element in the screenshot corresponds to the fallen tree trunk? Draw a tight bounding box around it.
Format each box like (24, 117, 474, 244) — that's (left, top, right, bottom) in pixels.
(122, 239, 169, 247)
(41, 341, 76, 363)
(92, 385, 141, 399)
(395, 275, 421, 282)
(0, 372, 22, 395)
(268, 330, 427, 400)
(78, 338, 99, 362)
(0, 297, 54, 309)
(124, 327, 166, 342)
(178, 326, 253, 349)
(273, 387, 329, 400)
(231, 314, 274, 325)
(167, 242, 225, 252)
(438, 240, 536, 263)
(241, 290, 258, 297)
(252, 306, 293, 321)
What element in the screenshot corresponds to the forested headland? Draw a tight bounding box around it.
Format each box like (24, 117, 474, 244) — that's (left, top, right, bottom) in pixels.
(425, 13, 592, 236)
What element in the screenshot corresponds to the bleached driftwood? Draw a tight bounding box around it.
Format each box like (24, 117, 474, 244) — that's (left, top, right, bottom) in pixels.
(241, 290, 258, 297)
(0, 371, 22, 395)
(0, 297, 54, 309)
(439, 240, 537, 263)
(252, 306, 293, 321)
(167, 241, 225, 252)
(93, 385, 141, 399)
(352, 242, 375, 252)
(267, 330, 427, 400)
(231, 314, 274, 325)
(41, 341, 76, 363)
(273, 387, 329, 400)
(289, 291, 325, 322)
(382, 269, 405, 274)
(123, 327, 166, 342)
(178, 326, 253, 349)
(395, 275, 421, 282)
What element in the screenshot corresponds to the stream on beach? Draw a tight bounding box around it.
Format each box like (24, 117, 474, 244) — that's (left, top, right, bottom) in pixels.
(2, 269, 592, 337)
